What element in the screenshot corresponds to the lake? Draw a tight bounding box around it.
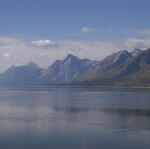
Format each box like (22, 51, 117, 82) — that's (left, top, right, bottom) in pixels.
(0, 86, 150, 149)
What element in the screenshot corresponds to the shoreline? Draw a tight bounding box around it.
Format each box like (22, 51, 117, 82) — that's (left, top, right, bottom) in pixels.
(0, 84, 150, 89)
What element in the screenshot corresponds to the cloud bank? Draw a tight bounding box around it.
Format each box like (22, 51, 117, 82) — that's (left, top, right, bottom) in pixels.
(125, 38, 150, 49)
(0, 35, 149, 69)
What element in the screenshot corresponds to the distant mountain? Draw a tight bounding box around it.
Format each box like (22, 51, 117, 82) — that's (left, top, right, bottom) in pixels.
(77, 50, 132, 81)
(37, 54, 97, 84)
(77, 48, 150, 87)
(0, 62, 44, 85)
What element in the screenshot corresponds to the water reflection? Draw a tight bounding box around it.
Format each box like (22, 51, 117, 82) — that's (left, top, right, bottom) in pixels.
(0, 87, 149, 149)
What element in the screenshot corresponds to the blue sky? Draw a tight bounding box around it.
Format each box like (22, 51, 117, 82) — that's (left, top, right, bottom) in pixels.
(0, 0, 150, 69)
(0, 0, 150, 39)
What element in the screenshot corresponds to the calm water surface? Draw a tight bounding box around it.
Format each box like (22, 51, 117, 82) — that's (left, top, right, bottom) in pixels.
(0, 86, 150, 149)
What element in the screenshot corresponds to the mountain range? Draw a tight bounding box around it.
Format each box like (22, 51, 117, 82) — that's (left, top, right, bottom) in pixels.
(1, 48, 150, 87)
(0, 54, 96, 85)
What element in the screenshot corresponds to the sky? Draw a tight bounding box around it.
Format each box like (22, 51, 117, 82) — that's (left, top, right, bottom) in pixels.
(0, 0, 150, 69)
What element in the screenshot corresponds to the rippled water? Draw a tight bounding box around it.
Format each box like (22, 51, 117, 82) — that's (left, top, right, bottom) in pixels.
(0, 86, 150, 149)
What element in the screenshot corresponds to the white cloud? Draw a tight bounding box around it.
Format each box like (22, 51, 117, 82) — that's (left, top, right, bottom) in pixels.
(32, 40, 56, 47)
(125, 38, 150, 49)
(81, 27, 94, 33)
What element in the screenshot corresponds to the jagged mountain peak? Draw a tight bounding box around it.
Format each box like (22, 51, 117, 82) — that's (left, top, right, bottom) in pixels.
(66, 54, 76, 58)
(131, 48, 142, 56)
(118, 50, 128, 54)
(27, 61, 38, 68)
(63, 54, 85, 67)
(64, 54, 79, 62)
(63, 54, 95, 66)
(112, 50, 131, 57)
(100, 50, 132, 66)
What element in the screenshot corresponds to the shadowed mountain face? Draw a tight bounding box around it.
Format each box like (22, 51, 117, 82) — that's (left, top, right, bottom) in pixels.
(77, 50, 132, 81)
(114, 48, 150, 86)
(37, 54, 97, 84)
(77, 48, 150, 86)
